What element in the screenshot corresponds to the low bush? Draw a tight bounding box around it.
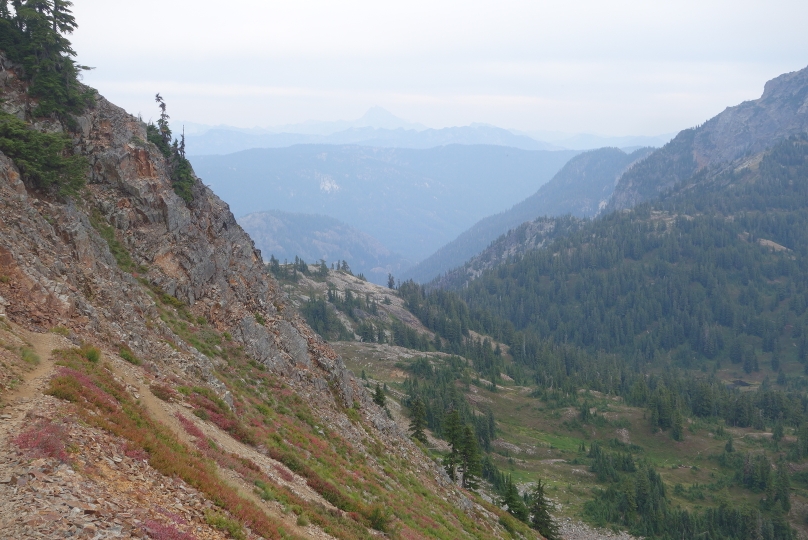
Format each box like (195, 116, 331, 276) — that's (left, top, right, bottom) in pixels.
(204, 510, 246, 540)
(150, 383, 177, 403)
(13, 419, 69, 462)
(20, 347, 40, 365)
(119, 346, 142, 365)
(143, 520, 197, 540)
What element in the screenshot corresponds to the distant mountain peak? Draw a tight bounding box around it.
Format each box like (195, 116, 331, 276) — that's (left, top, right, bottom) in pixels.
(354, 106, 427, 131)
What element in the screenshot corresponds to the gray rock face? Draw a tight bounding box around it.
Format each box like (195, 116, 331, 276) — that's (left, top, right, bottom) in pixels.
(609, 64, 808, 211)
(0, 72, 363, 408)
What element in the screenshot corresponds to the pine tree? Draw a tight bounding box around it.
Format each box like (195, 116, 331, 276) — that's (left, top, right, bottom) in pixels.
(529, 479, 560, 540)
(458, 424, 481, 490)
(373, 383, 386, 407)
(442, 409, 462, 481)
(773, 418, 784, 443)
(502, 476, 529, 522)
(671, 409, 684, 441)
(408, 396, 427, 444)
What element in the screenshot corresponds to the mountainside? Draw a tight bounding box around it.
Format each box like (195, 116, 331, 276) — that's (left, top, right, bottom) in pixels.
(238, 210, 410, 285)
(379, 135, 808, 539)
(0, 40, 527, 540)
(608, 64, 808, 210)
(273, 133, 808, 537)
(190, 145, 577, 262)
(185, 124, 555, 155)
(405, 147, 652, 283)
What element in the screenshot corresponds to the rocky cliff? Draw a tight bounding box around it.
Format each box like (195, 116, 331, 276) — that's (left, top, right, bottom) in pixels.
(608, 64, 808, 210)
(0, 55, 524, 539)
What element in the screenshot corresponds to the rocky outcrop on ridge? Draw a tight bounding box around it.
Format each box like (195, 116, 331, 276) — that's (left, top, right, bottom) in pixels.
(608, 64, 808, 210)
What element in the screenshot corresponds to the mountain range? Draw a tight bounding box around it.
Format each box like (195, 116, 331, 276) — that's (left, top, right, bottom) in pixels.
(185, 124, 556, 155)
(190, 144, 578, 262)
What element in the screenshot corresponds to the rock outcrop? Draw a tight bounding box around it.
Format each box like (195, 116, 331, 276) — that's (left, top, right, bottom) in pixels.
(608, 64, 808, 210)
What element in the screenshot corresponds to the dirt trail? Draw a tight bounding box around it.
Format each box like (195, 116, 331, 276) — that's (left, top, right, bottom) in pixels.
(0, 322, 336, 539)
(0, 325, 69, 445)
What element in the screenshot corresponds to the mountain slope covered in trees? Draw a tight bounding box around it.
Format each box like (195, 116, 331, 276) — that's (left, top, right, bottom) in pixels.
(405, 146, 652, 283)
(239, 210, 410, 285)
(608, 64, 808, 211)
(384, 135, 808, 539)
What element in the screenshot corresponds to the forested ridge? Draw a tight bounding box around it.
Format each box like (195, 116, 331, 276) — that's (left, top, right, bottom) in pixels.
(381, 136, 808, 538)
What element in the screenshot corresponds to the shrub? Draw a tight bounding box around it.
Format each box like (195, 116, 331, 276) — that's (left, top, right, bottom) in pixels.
(150, 383, 176, 402)
(13, 419, 69, 462)
(365, 505, 390, 532)
(143, 520, 197, 540)
(81, 345, 100, 363)
(204, 510, 246, 540)
(20, 347, 40, 365)
(119, 346, 142, 365)
(0, 112, 88, 196)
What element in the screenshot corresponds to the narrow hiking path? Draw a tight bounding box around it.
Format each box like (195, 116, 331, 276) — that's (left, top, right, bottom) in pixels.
(0, 323, 335, 538)
(0, 326, 67, 446)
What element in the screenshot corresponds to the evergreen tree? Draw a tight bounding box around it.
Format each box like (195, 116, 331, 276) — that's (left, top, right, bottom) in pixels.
(775, 461, 791, 513)
(773, 418, 784, 443)
(501, 475, 529, 522)
(442, 409, 462, 481)
(458, 424, 481, 490)
(373, 383, 386, 407)
(671, 409, 684, 441)
(387, 273, 395, 289)
(529, 479, 560, 540)
(408, 396, 428, 444)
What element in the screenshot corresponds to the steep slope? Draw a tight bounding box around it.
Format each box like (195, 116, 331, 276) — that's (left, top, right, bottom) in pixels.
(405, 147, 651, 283)
(238, 210, 410, 285)
(608, 64, 808, 210)
(190, 144, 577, 262)
(0, 53, 528, 539)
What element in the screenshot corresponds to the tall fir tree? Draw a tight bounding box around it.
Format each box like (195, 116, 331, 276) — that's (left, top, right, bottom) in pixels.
(458, 424, 481, 490)
(442, 409, 462, 481)
(529, 479, 560, 540)
(408, 396, 427, 444)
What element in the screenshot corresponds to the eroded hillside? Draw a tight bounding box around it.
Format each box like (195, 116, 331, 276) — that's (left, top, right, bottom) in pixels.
(0, 50, 531, 539)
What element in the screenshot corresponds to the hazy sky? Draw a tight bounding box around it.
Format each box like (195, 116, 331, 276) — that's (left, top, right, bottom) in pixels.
(70, 0, 808, 136)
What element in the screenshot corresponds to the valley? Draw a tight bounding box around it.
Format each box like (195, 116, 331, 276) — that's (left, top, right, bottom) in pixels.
(2, 2, 808, 539)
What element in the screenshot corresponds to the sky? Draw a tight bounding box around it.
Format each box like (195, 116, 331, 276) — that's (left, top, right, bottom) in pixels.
(70, 0, 808, 137)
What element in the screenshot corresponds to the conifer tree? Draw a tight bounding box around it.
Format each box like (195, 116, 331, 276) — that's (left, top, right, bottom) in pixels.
(408, 396, 427, 444)
(529, 479, 560, 540)
(442, 409, 462, 481)
(458, 424, 481, 490)
(501, 475, 528, 522)
(373, 383, 386, 407)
